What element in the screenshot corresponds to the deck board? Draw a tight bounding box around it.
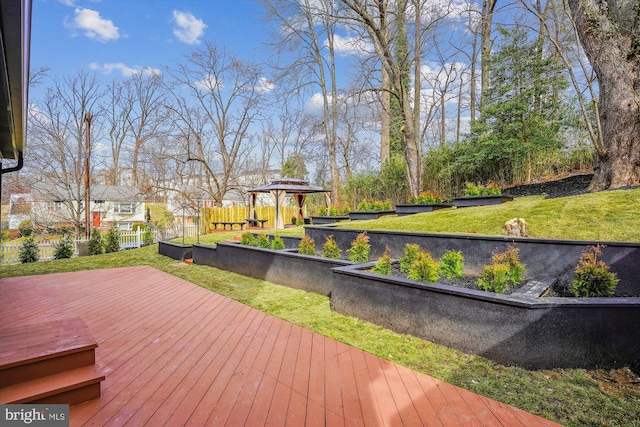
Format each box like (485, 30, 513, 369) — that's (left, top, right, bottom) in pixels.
(0, 266, 563, 426)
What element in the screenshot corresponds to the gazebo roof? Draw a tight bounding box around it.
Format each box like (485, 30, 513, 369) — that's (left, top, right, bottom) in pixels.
(248, 178, 328, 194)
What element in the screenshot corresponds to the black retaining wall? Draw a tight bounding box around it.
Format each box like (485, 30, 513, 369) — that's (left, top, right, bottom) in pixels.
(193, 242, 354, 296)
(158, 240, 193, 261)
(332, 264, 640, 369)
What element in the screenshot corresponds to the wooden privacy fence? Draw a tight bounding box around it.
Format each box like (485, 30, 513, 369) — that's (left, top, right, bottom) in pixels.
(201, 205, 302, 233)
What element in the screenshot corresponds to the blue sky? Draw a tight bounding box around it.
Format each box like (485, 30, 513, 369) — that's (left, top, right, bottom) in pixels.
(31, 0, 271, 87)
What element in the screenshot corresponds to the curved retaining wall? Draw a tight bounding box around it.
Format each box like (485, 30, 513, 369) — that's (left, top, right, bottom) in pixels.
(332, 264, 640, 369)
(192, 242, 354, 296)
(305, 226, 640, 295)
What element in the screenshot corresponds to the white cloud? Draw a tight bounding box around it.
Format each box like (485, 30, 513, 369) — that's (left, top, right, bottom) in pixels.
(65, 8, 120, 42)
(58, 0, 76, 6)
(195, 75, 221, 91)
(89, 62, 161, 77)
(172, 10, 206, 45)
(331, 34, 373, 56)
(255, 77, 274, 93)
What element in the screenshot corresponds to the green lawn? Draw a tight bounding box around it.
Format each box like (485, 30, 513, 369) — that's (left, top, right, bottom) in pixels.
(2, 190, 640, 426)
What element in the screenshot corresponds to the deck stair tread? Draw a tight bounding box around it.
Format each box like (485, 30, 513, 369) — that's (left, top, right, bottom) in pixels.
(0, 318, 97, 370)
(0, 365, 105, 404)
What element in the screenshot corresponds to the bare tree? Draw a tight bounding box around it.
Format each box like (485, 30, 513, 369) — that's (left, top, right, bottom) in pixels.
(164, 43, 265, 205)
(27, 70, 104, 235)
(258, 0, 342, 204)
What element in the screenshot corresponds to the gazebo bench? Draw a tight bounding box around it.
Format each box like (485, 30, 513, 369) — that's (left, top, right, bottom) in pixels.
(246, 218, 268, 228)
(211, 221, 245, 230)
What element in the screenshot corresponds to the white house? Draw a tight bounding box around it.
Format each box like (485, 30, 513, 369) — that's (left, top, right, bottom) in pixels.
(8, 182, 146, 231)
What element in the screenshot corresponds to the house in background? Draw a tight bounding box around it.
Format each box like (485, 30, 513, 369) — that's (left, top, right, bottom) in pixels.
(8, 182, 146, 231)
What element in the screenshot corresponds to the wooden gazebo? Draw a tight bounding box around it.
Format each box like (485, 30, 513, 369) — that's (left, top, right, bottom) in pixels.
(248, 178, 329, 229)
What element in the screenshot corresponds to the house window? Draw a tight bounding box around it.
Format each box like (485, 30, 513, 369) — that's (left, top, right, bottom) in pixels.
(114, 203, 135, 214)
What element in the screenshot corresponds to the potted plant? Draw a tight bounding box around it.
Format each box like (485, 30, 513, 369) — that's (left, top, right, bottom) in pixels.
(348, 198, 396, 220)
(310, 205, 350, 224)
(452, 182, 514, 208)
(395, 191, 454, 216)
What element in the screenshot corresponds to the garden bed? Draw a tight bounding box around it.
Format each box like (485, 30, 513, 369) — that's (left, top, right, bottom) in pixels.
(158, 240, 193, 261)
(332, 262, 640, 369)
(452, 195, 514, 208)
(348, 210, 396, 220)
(192, 241, 355, 296)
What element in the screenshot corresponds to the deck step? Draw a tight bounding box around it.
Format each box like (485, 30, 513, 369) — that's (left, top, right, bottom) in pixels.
(0, 318, 98, 388)
(0, 364, 105, 405)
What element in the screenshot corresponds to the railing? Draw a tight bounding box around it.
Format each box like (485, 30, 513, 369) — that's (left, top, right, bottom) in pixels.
(0, 226, 199, 264)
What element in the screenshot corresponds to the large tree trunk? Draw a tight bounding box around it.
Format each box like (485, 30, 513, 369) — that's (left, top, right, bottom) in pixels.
(567, 0, 640, 190)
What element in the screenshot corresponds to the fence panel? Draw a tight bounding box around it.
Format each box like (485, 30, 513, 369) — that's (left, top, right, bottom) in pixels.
(201, 206, 302, 232)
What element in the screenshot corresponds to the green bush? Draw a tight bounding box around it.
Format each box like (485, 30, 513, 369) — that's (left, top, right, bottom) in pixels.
(240, 232, 256, 246)
(572, 245, 619, 297)
(53, 235, 74, 259)
(322, 235, 342, 259)
(477, 263, 512, 293)
(328, 206, 340, 216)
(257, 234, 271, 249)
(476, 246, 524, 293)
(408, 190, 445, 205)
(371, 247, 392, 276)
(439, 250, 464, 279)
(271, 236, 285, 250)
(141, 228, 154, 247)
(298, 235, 316, 256)
(19, 236, 39, 263)
(464, 182, 502, 197)
(399, 243, 421, 273)
(18, 220, 34, 237)
(88, 229, 104, 255)
(356, 198, 392, 212)
(408, 250, 440, 282)
(348, 232, 370, 263)
(104, 228, 120, 253)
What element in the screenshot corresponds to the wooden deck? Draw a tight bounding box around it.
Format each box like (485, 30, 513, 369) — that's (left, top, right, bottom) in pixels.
(0, 266, 562, 426)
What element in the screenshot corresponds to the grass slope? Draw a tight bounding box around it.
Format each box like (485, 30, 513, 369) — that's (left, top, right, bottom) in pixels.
(340, 189, 640, 242)
(2, 190, 640, 426)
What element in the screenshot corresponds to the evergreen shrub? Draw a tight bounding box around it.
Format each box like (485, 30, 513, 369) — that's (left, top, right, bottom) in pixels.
(298, 235, 316, 256)
(572, 245, 619, 297)
(348, 232, 370, 263)
(322, 236, 341, 259)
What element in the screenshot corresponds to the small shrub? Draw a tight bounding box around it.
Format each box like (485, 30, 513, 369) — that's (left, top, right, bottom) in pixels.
(408, 250, 440, 282)
(464, 182, 502, 197)
(298, 235, 316, 256)
(318, 207, 327, 216)
(476, 246, 524, 293)
(572, 245, 619, 297)
(141, 228, 154, 247)
(240, 232, 256, 246)
(271, 236, 285, 250)
(19, 236, 39, 263)
(400, 243, 421, 273)
(477, 263, 512, 293)
(322, 235, 342, 259)
(348, 232, 370, 263)
(342, 206, 351, 215)
(296, 218, 305, 226)
(87, 229, 104, 255)
(408, 190, 445, 205)
(328, 205, 341, 216)
(53, 235, 74, 259)
(104, 228, 120, 253)
(257, 234, 271, 248)
(371, 247, 392, 275)
(18, 220, 34, 237)
(439, 250, 464, 279)
(356, 198, 392, 212)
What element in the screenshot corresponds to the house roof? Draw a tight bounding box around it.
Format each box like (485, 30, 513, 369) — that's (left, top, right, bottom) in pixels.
(0, 0, 31, 160)
(31, 182, 142, 202)
(248, 178, 328, 194)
